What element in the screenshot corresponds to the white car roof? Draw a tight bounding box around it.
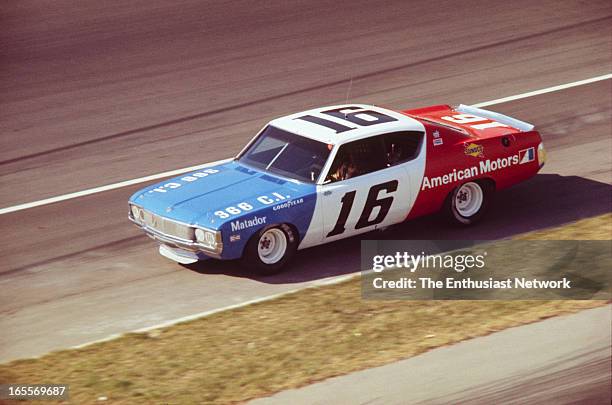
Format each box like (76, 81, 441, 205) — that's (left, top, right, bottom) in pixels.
(268, 104, 424, 145)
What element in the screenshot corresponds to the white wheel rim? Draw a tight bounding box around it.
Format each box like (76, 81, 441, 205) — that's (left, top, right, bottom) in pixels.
(257, 228, 287, 264)
(455, 182, 483, 217)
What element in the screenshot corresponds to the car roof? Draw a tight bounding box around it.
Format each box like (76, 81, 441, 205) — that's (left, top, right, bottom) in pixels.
(268, 104, 425, 145)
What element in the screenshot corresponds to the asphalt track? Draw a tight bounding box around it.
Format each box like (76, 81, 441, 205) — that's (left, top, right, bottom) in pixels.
(251, 305, 612, 405)
(1, 1, 611, 399)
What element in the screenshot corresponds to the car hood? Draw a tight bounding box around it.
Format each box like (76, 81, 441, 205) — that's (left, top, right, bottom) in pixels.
(129, 160, 316, 229)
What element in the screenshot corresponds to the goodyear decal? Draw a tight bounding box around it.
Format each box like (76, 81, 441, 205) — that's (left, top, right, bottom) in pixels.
(273, 198, 304, 211)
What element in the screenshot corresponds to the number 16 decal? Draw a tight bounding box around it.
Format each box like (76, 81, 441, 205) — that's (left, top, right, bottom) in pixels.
(295, 106, 398, 133)
(327, 180, 398, 237)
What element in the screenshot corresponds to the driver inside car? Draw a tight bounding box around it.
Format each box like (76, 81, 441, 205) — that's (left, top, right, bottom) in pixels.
(328, 154, 359, 182)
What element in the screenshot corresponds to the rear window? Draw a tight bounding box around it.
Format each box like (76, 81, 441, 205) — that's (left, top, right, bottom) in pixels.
(381, 131, 423, 166)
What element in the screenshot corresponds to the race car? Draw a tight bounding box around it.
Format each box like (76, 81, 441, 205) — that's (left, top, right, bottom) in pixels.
(128, 104, 545, 274)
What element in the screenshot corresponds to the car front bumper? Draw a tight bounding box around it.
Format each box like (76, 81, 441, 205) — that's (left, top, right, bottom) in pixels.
(129, 216, 223, 260)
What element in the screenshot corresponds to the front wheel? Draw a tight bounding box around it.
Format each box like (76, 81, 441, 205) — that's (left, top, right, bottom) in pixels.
(242, 224, 297, 275)
(445, 181, 492, 225)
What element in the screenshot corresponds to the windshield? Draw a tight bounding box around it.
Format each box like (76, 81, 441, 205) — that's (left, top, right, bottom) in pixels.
(238, 126, 331, 183)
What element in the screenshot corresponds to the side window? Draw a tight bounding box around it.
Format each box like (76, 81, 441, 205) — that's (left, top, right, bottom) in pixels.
(382, 131, 423, 166)
(325, 137, 387, 183)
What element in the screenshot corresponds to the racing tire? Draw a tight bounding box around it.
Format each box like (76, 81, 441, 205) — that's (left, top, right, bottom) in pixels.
(445, 180, 492, 226)
(242, 224, 298, 275)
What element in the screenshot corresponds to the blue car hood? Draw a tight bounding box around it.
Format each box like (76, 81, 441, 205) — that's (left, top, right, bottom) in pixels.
(129, 161, 315, 229)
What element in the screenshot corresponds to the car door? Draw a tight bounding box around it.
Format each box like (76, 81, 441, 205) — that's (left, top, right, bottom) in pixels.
(319, 135, 414, 242)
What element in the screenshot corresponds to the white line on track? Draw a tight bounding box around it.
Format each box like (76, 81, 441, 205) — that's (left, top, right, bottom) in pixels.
(0, 71, 610, 217)
(0, 159, 231, 215)
(472, 73, 612, 108)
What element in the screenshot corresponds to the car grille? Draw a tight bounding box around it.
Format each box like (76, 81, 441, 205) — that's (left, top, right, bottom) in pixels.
(143, 211, 194, 241)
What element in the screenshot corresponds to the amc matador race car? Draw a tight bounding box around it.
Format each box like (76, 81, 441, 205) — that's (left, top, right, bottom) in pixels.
(129, 104, 545, 274)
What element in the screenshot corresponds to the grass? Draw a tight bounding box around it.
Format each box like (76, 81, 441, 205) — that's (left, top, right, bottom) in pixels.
(0, 214, 609, 404)
(518, 213, 612, 240)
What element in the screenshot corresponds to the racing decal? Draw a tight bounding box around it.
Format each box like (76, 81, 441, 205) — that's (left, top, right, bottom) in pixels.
(273, 198, 304, 211)
(214, 202, 254, 219)
(149, 168, 220, 193)
(295, 115, 354, 133)
(327, 180, 398, 237)
(519, 147, 535, 164)
(321, 107, 398, 126)
(422, 154, 520, 190)
(441, 114, 508, 130)
(214, 193, 292, 219)
(230, 216, 267, 232)
(229, 234, 241, 242)
(355, 181, 398, 229)
(257, 192, 291, 205)
(464, 143, 484, 158)
(432, 130, 443, 146)
(295, 106, 397, 133)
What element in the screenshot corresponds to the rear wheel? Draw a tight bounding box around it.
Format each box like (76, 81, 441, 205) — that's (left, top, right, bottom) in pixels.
(445, 181, 491, 225)
(242, 224, 297, 275)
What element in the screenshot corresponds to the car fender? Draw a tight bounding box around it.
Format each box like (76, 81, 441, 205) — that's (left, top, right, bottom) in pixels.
(217, 192, 317, 259)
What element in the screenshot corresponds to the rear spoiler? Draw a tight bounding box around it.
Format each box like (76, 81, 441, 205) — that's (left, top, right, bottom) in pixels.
(456, 104, 535, 132)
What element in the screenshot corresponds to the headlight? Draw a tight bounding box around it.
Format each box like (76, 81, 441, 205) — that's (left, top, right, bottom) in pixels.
(130, 205, 144, 223)
(195, 228, 218, 247)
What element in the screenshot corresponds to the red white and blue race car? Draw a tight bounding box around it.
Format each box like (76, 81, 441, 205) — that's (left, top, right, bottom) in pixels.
(129, 104, 545, 273)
